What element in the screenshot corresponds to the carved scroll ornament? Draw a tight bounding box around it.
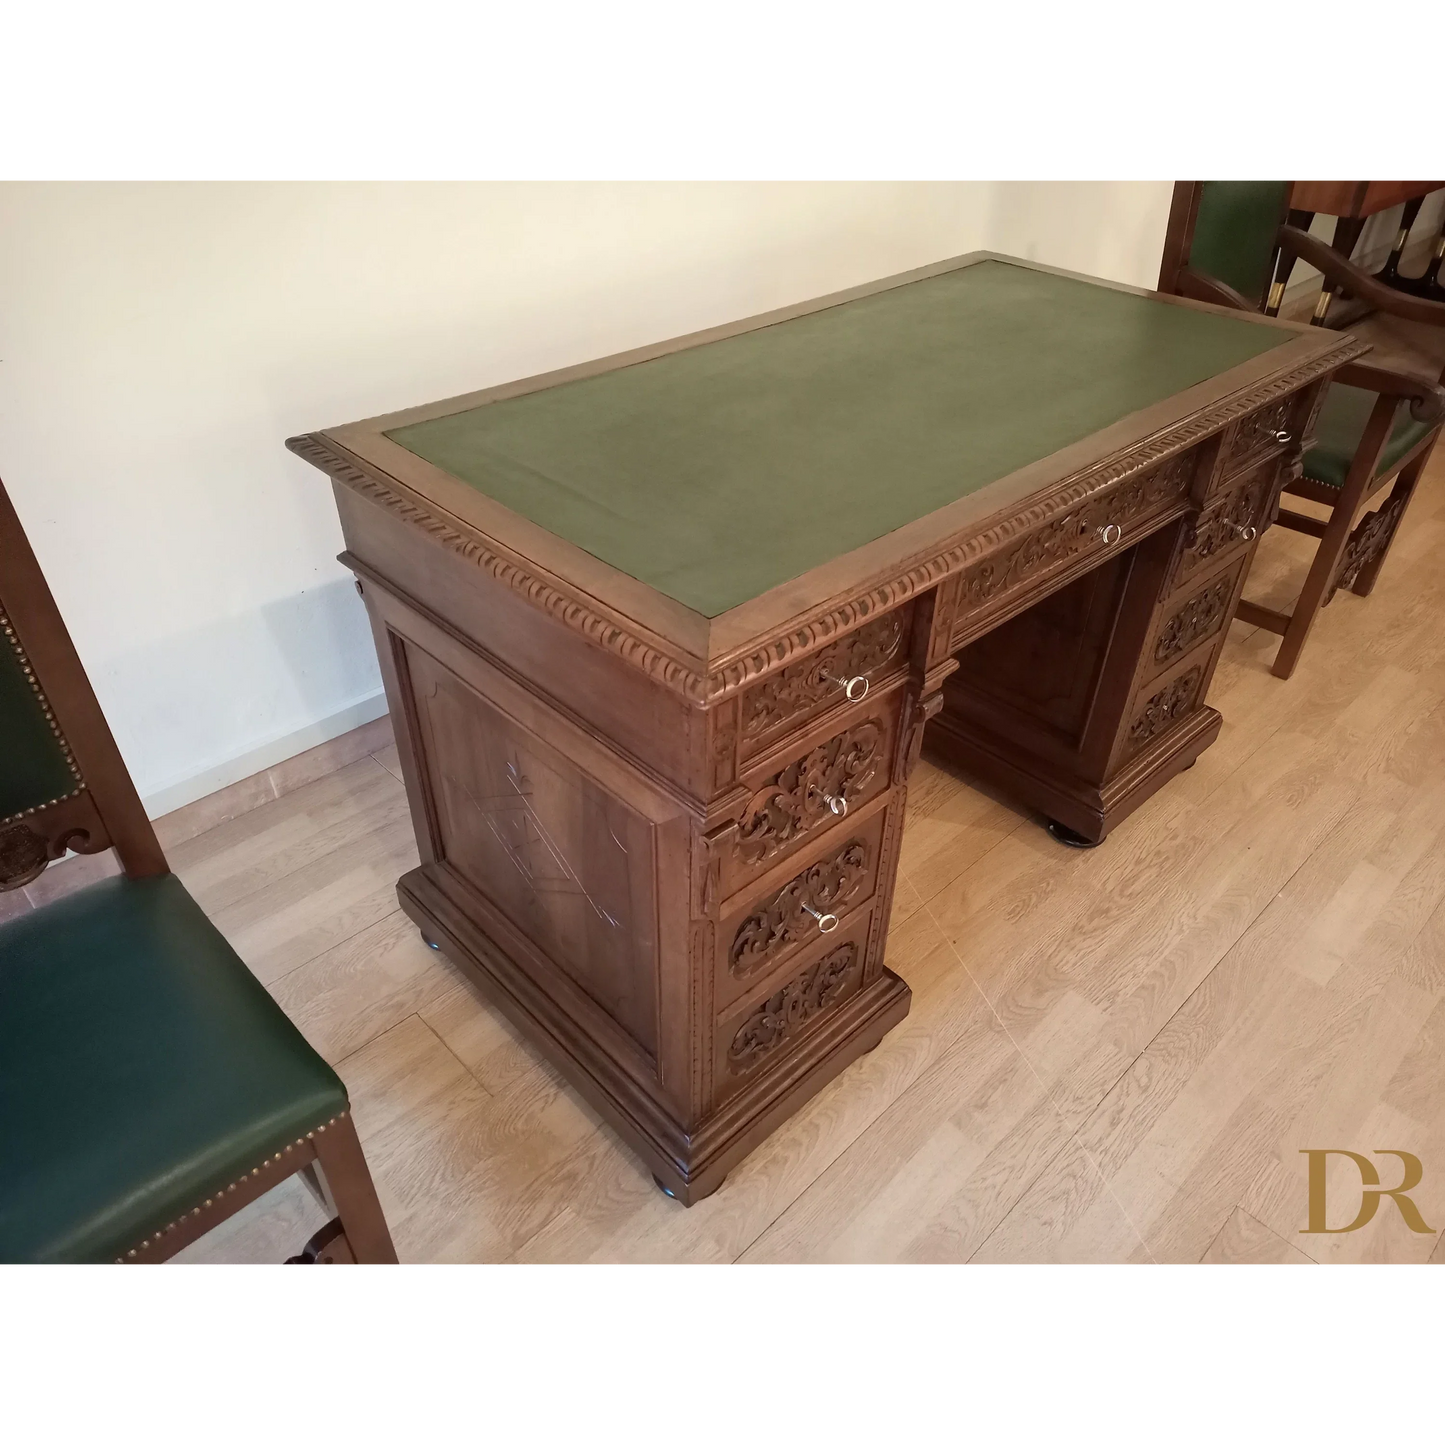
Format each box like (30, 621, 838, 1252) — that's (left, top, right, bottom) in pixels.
(734, 722, 882, 867)
(956, 452, 1195, 617)
(1327, 494, 1407, 603)
(1155, 575, 1233, 665)
(741, 612, 905, 741)
(1176, 473, 1271, 585)
(729, 837, 871, 978)
(726, 941, 861, 1073)
(1229, 397, 1294, 464)
(0, 822, 51, 891)
(1127, 665, 1203, 753)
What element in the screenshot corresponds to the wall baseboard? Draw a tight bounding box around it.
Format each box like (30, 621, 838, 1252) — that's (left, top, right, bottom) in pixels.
(1, 701, 397, 923)
(140, 690, 390, 819)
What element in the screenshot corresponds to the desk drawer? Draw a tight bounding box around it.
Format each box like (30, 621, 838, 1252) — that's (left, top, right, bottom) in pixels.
(1123, 649, 1213, 760)
(1144, 551, 1249, 684)
(717, 799, 889, 1011)
(1165, 461, 1278, 595)
(739, 607, 911, 762)
(951, 449, 1198, 651)
(719, 686, 902, 899)
(1222, 389, 1312, 481)
(712, 906, 873, 1103)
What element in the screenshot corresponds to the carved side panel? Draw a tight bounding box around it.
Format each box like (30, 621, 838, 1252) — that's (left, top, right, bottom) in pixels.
(1326, 493, 1409, 603)
(738, 609, 908, 757)
(404, 642, 661, 1059)
(1127, 664, 1205, 755)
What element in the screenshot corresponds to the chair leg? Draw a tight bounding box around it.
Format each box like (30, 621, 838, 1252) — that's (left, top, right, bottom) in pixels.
(1269, 493, 1361, 680)
(311, 1111, 399, 1263)
(1270, 391, 1402, 681)
(1347, 457, 1426, 598)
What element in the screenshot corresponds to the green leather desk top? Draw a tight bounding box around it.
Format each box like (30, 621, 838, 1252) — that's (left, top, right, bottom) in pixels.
(387, 260, 1294, 618)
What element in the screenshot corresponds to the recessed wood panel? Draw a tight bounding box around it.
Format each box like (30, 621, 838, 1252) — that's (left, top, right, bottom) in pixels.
(405, 642, 660, 1058)
(948, 552, 1130, 747)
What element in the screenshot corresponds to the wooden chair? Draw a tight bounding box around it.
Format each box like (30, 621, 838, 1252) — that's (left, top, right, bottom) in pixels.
(0, 476, 397, 1263)
(1158, 181, 1445, 678)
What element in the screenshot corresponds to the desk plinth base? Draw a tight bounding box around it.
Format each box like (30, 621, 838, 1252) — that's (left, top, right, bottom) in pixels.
(398, 866, 911, 1206)
(925, 705, 1222, 846)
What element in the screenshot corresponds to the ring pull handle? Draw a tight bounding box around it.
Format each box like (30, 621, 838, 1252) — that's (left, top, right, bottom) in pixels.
(801, 903, 840, 933)
(1239, 524, 1258, 542)
(1271, 429, 1293, 444)
(820, 670, 869, 701)
(1097, 523, 1123, 545)
(822, 793, 848, 817)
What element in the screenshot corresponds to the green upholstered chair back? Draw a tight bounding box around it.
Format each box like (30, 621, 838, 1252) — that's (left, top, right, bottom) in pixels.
(0, 476, 165, 890)
(1186, 182, 1291, 311)
(0, 603, 84, 824)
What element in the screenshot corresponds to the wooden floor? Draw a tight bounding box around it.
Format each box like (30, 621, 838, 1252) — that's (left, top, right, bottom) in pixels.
(178, 455, 1445, 1263)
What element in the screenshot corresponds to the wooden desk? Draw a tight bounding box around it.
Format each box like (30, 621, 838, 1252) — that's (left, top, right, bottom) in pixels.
(1286, 183, 1445, 323)
(289, 254, 1362, 1203)
(1288, 181, 1441, 222)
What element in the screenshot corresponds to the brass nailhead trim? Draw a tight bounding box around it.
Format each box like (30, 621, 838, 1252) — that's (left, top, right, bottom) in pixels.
(0, 604, 86, 827)
(114, 1113, 347, 1261)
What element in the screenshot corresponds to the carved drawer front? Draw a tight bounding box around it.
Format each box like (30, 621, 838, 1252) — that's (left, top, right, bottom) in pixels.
(711, 906, 872, 1103)
(716, 801, 888, 1012)
(1143, 552, 1248, 684)
(719, 688, 902, 900)
(1123, 650, 1213, 761)
(1166, 461, 1277, 595)
(739, 606, 911, 762)
(951, 449, 1198, 651)
(1222, 389, 1311, 481)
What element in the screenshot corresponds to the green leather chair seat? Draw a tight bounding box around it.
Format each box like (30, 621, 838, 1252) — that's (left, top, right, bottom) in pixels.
(1303, 383, 1435, 490)
(0, 874, 346, 1263)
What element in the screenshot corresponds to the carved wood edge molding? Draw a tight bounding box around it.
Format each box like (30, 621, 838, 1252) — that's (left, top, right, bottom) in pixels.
(290, 340, 1363, 709)
(288, 433, 715, 704)
(704, 342, 1365, 698)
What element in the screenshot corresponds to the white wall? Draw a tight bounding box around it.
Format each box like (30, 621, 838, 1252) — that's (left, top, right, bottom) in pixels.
(0, 181, 1172, 813)
(988, 181, 1174, 289)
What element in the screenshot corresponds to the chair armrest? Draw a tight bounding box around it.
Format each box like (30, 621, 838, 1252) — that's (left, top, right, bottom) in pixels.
(1334, 361, 1445, 424)
(1175, 267, 1256, 312)
(1279, 225, 1445, 328)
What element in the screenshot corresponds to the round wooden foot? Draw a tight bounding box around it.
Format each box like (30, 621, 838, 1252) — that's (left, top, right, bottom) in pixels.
(652, 1173, 681, 1201)
(1046, 819, 1101, 849)
(421, 935, 442, 950)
